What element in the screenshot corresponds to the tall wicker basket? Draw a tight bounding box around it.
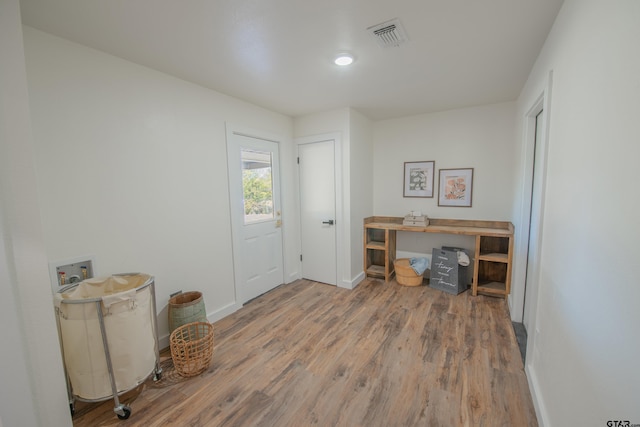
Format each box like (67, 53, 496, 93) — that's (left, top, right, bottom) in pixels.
(168, 291, 207, 334)
(169, 322, 214, 377)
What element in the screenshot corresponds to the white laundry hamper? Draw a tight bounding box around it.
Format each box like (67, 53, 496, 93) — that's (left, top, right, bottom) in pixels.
(54, 273, 162, 420)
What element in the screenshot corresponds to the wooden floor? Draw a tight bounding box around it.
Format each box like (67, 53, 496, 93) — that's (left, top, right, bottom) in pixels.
(72, 278, 537, 427)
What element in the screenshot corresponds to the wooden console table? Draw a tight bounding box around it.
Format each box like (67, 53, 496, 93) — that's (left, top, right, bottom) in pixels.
(364, 216, 514, 298)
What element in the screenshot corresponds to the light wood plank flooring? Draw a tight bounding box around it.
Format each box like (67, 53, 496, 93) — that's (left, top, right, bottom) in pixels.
(72, 278, 537, 426)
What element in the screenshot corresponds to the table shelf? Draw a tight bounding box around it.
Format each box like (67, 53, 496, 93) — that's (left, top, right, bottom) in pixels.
(363, 216, 514, 298)
(478, 252, 509, 263)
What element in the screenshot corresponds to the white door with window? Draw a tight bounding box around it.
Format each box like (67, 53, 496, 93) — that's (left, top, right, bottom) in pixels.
(298, 138, 338, 286)
(227, 127, 284, 304)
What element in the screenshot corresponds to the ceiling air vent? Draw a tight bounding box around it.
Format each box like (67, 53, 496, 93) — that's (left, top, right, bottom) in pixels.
(367, 18, 408, 48)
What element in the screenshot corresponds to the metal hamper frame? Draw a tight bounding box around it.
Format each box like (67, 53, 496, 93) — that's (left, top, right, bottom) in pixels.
(55, 274, 162, 420)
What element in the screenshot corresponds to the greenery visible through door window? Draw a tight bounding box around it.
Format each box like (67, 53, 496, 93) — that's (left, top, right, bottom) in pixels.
(241, 149, 274, 223)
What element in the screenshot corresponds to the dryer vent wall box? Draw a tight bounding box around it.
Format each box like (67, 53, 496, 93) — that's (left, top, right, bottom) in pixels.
(49, 256, 96, 292)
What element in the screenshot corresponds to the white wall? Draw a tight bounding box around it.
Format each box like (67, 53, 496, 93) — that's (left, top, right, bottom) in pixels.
(293, 108, 350, 140)
(294, 109, 350, 286)
(513, 1, 640, 425)
(293, 108, 374, 288)
(23, 28, 295, 347)
(372, 102, 516, 255)
(0, 3, 71, 426)
(348, 109, 373, 282)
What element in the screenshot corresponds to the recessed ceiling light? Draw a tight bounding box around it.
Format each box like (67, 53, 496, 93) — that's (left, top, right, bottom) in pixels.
(334, 53, 354, 66)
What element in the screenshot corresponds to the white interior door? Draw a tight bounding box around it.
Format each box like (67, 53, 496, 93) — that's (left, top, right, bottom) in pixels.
(227, 129, 284, 304)
(299, 140, 337, 285)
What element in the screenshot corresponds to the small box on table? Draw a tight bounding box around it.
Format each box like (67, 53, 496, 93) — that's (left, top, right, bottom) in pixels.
(402, 215, 429, 227)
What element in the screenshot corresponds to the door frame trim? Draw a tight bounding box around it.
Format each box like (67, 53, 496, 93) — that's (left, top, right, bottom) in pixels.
(295, 133, 343, 288)
(226, 122, 286, 306)
(511, 70, 553, 372)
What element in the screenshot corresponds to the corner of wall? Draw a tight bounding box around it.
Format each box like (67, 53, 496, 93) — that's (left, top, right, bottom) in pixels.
(339, 271, 365, 290)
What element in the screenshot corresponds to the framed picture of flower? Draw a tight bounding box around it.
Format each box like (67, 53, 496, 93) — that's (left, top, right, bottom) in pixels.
(403, 161, 435, 198)
(438, 168, 474, 207)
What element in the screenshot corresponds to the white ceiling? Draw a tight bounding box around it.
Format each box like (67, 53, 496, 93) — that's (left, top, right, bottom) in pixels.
(20, 0, 564, 120)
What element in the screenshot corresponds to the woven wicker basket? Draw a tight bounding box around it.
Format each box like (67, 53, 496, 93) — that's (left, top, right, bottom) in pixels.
(168, 291, 207, 334)
(394, 258, 425, 286)
(170, 321, 214, 377)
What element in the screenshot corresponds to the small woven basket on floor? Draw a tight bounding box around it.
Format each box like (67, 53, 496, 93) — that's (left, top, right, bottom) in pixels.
(394, 258, 425, 286)
(170, 321, 214, 377)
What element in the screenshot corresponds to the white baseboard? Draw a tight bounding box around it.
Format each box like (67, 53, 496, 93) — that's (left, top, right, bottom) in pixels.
(526, 363, 550, 427)
(158, 332, 170, 350)
(286, 271, 300, 284)
(339, 271, 365, 290)
(207, 300, 241, 324)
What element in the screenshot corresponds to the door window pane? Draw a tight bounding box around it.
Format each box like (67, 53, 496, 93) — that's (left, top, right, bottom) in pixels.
(241, 149, 274, 224)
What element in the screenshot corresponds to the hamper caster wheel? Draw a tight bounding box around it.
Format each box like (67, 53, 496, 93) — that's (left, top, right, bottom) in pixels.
(69, 403, 75, 416)
(116, 406, 131, 420)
